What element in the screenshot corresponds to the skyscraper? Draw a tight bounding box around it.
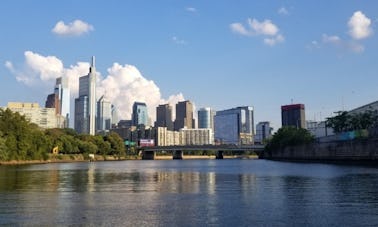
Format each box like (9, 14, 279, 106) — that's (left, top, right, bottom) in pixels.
(155, 104, 173, 130)
(74, 56, 97, 135)
(214, 106, 254, 144)
(132, 102, 148, 126)
(45, 76, 70, 127)
(198, 107, 215, 130)
(174, 100, 195, 131)
(281, 104, 306, 128)
(97, 95, 112, 131)
(255, 121, 273, 144)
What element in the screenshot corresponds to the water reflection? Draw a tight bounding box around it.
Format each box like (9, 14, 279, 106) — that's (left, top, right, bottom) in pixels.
(1, 160, 378, 226)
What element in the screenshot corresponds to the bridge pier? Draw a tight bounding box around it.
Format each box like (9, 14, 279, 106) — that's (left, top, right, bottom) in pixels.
(216, 150, 224, 159)
(172, 150, 183, 160)
(142, 150, 156, 160)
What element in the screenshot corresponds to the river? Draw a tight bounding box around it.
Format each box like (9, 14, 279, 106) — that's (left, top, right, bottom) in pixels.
(1, 159, 378, 226)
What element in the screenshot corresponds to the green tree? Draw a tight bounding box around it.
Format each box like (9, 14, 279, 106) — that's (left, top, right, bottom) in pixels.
(265, 126, 315, 152)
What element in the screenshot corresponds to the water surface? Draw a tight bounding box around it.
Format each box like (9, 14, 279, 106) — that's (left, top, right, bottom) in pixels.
(1, 159, 378, 226)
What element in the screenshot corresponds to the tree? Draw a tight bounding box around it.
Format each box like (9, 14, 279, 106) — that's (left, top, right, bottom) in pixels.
(265, 126, 314, 152)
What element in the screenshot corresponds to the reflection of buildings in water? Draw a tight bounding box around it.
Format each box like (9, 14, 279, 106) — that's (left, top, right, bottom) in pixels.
(239, 174, 257, 196)
(206, 172, 216, 195)
(87, 163, 95, 193)
(154, 172, 200, 193)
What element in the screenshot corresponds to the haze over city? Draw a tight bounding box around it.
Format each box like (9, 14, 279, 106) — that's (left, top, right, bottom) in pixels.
(1, 1, 378, 130)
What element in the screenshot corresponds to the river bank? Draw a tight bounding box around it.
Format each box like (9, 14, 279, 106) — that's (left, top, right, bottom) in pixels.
(0, 154, 258, 165)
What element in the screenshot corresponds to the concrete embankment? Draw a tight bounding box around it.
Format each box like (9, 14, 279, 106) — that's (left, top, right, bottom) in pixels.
(261, 138, 378, 163)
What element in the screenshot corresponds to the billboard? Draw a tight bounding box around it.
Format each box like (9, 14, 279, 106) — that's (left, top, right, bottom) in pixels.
(139, 139, 155, 147)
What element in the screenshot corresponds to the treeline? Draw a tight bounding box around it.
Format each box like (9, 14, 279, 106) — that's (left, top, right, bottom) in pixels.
(0, 109, 125, 161)
(326, 110, 378, 133)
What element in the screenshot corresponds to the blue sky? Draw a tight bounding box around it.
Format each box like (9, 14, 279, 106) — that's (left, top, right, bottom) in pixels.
(1, 1, 378, 130)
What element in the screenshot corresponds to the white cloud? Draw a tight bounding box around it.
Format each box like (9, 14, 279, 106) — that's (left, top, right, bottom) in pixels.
(52, 19, 94, 36)
(186, 7, 197, 13)
(172, 36, 187, 45)
(5, 52, 185, 122)
(321, 34, 364, 53)
(264, 34, 285, 46)
(230, 18, 284, 46)
(278, 7, 289, 15)
(348, 11, 372, 40)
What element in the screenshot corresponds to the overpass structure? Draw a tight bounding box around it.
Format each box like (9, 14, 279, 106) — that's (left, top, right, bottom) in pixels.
(140, 144, 265, 160)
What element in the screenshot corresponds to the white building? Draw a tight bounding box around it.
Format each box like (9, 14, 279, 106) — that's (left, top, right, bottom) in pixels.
(306, 120, 334, 138)
(180, 128, 214, 145)
(6, 102, 58, 129)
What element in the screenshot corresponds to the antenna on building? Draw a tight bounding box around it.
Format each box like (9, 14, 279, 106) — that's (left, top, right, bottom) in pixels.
(91, 56, 95, 67)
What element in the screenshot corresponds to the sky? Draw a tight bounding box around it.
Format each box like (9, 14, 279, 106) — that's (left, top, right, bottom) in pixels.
(1, 1, 378, 131)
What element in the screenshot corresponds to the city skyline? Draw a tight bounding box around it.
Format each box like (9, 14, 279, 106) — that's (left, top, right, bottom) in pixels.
(1, 1, 378, 130)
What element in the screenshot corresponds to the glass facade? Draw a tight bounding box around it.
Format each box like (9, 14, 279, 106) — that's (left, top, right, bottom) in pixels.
(214, 106, 254, 145)
(132, 102, 148, 126)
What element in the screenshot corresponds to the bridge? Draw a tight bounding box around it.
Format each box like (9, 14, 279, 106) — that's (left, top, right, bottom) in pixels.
(140, 144, 265, 160)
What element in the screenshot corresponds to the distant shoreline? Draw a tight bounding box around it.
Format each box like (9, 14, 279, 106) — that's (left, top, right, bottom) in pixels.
(0, 154, 258, 165)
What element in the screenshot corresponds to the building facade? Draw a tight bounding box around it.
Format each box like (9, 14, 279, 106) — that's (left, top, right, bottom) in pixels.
(198, 107, 215, 130)
(45, 77, 70, 128)
(97, 95, 112, 132)
(281, 104, 306, 128)
(155, 104, 173, 130)
(75, 57, 97, 135)
(214, 106, 254, 145)
(132, 102, 148, 126)
(254, 121, 273, 144)
(6, 102, 57, 129)
(174, 100, 195, 131)
(179, 128, 214, 145)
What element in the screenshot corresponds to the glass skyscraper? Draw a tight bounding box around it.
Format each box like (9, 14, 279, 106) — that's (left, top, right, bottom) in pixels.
(198, 107, 215, 130)
(97, 95, 112, 131)
(214, 106, 254, 145)
(132, 102, 148, 126)
(74, 56, 97, 135)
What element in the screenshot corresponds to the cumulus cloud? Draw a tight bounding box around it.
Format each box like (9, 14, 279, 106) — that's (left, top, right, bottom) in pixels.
(348, 11, 372, 40)
(52, 19, 94, 36)
(5, 51, 185, 122)
(230, 18, 284, 46)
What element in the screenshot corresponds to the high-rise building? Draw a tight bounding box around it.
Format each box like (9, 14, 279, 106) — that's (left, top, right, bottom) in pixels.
(74, 56, 97, 135)
(45, 76, 70, 127)
(254, 121, 273, 144)
(132, 102, 148, 126)
(214, 106, 254, 144)
(97, 95, 112, 131)
(155, 104, 173, 130)
(198, 107, 215, 130)
(56, 77, 70, 127)
(281, 104, 305, 128)
(174, 100, 195, 131)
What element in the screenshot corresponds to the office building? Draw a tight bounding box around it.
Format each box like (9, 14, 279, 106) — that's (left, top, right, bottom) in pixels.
(132, 102, 148, 126)
(198, 107, 215, 130)
(254, 121, 273, 144)
(74, 56, 97, 135)
(180, 128, 214, 145)
(45, 77, 70, 127)
(6, 102, 57, 129)
(214, 106, 254, 144)
(174, 100, 195, 131)
(281, 104, 306, 128)
(155, 104, 173, 130)
(97, 95, 112, 131)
